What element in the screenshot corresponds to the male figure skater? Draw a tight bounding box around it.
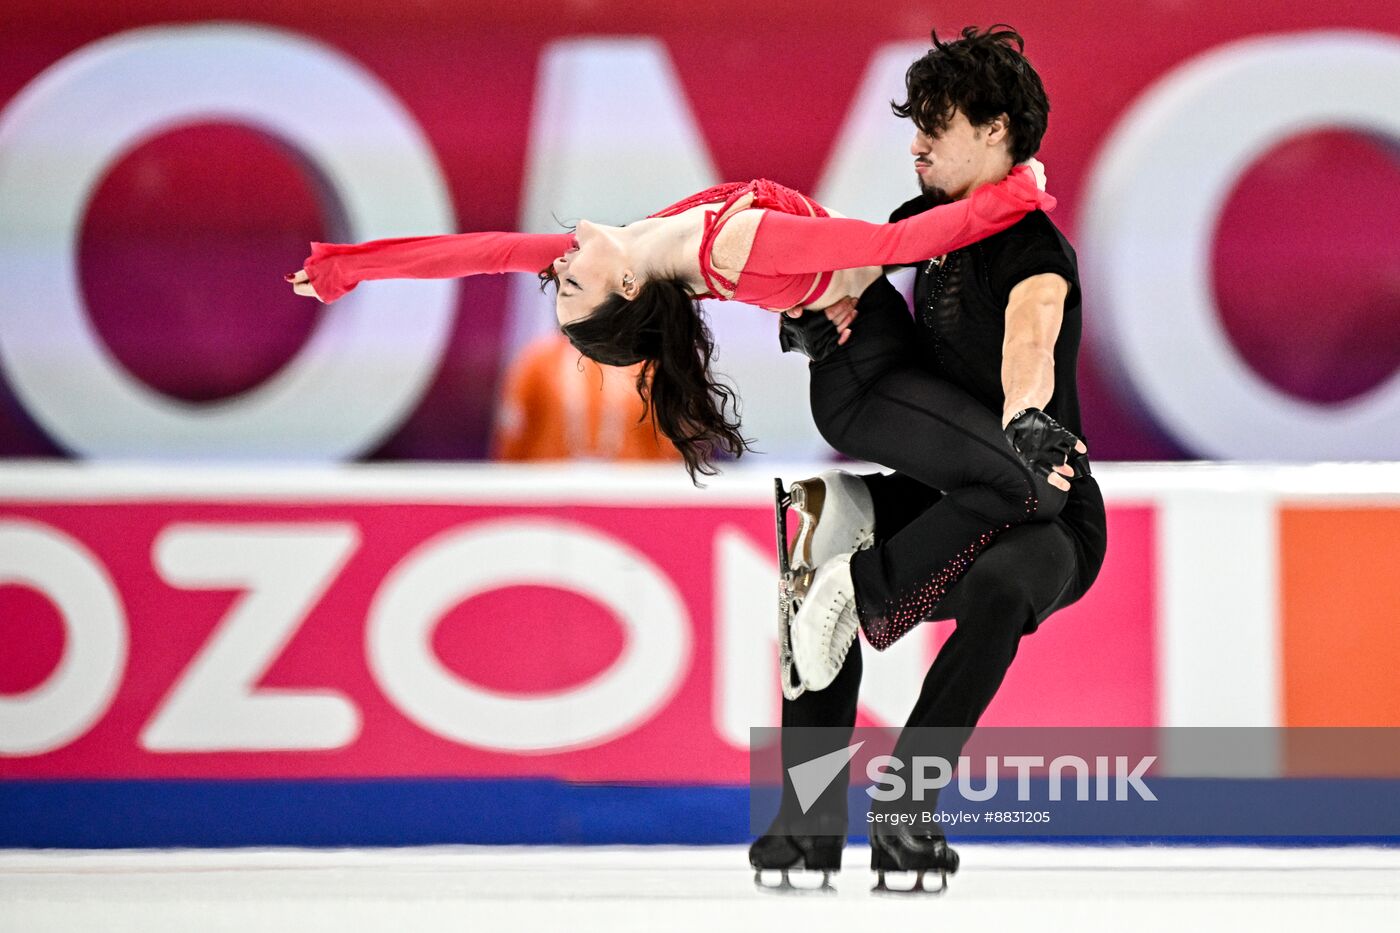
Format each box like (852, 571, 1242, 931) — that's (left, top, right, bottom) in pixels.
(751, 25, 1107, 894)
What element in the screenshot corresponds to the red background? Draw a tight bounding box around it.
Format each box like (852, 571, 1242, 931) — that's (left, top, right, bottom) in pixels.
(0, 0, 1397, 460)
(0, 498, 1154, 780)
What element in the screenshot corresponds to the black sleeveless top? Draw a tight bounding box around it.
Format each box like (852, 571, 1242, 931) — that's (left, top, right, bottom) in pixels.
(891, 197, 1085, 441)
(891, 194, 1106, 577)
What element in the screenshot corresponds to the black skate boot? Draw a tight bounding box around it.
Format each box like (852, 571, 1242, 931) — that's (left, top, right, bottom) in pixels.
(749, 829, 843, 893)
(869, 823, 959, 895)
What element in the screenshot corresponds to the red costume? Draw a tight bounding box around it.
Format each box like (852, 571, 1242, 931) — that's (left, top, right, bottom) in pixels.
(299, 165, 1051, 308)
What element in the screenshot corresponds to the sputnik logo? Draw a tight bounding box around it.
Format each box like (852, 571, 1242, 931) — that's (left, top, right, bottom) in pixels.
(788, 741, 865, 813)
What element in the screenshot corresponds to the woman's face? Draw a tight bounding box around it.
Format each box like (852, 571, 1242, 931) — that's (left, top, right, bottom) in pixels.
(553, 219, 628, 326)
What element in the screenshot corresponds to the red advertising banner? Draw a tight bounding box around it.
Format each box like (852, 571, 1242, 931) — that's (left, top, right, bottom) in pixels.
(0, 482, 1155, 782)
(1, 0, 1397, 463)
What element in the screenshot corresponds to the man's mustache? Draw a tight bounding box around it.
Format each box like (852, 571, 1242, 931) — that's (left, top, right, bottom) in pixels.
(914, 160, 952, 203)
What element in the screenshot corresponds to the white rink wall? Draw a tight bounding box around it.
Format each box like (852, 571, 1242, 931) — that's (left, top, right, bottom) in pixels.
(2, 460, 1399, 849)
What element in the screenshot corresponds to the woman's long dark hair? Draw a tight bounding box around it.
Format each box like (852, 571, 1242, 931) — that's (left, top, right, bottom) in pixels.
(540, 269, 752, 483)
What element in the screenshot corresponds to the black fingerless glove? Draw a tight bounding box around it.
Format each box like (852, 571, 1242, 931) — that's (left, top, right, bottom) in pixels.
(778, 307, 841, 362)
(1003, 407, 1090, 479)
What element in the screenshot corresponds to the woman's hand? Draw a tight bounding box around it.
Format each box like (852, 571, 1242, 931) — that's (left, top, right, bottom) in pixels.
(784, 295, 858, 345)
(284, 269, 321, 301)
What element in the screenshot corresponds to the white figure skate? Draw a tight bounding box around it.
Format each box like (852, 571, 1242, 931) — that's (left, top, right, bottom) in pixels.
(774, 472, 874, 698)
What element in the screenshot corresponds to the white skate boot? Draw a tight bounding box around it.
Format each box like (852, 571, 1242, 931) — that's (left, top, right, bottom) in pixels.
(774, 473, 874, 700)
(788, 552, 860, 692)
(785, 471, 876, 572)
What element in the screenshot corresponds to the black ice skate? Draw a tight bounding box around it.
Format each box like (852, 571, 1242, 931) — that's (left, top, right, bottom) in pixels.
(869, 824, 960, 895)
(749, 830, 843, 893)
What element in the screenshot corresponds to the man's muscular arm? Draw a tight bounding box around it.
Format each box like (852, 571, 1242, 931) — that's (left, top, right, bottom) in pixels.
(1000, 272, 1085, 490)
(1001, 273, 1067, 425)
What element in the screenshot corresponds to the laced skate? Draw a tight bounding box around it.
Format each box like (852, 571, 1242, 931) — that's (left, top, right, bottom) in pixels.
(869, 823, 960, 895)
(774, 473, 874, 699)
(788, 552, 859, 692)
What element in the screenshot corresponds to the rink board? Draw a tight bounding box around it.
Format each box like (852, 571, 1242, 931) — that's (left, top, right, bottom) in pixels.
(6, 777, 1400, 848)
(2, 463, 1399, 846)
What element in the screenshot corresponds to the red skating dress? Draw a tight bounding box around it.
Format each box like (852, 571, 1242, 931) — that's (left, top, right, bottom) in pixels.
(299, 165, 1052, 308)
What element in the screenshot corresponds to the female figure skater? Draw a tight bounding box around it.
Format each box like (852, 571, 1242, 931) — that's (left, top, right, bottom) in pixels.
(286, 163, 1052, 482)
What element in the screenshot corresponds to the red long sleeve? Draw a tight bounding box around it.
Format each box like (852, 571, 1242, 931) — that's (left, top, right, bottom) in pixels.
(743, 165, 1053, 278)
(302, 231, 574, 303)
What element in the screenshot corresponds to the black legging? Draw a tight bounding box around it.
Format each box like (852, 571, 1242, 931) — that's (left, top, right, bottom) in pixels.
(771, 274, 1104, 827)
(775, 515, 1091, 824)
(808, 275, 1068, 650)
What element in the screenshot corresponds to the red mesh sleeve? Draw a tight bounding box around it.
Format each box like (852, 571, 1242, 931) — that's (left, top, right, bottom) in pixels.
(743, 165, 1053, 277)
(300, 232, 575, 303)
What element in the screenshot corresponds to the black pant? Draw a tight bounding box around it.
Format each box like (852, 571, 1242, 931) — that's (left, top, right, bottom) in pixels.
(807, 277, 1081, 650)
(774, 275, 1107, 826)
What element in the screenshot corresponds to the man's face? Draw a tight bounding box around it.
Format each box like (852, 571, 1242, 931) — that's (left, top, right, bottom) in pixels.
(910, 109, 1002, 203)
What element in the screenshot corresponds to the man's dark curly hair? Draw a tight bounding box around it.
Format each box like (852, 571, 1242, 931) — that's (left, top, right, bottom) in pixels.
(892, 25, 1049, 164)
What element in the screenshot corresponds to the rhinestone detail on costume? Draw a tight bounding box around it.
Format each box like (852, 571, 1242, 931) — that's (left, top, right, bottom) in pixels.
(919, 253, 953, 368)
(859, 493, 1038, 650)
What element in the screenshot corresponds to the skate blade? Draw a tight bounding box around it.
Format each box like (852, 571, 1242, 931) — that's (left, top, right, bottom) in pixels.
(779, 659, 805, 701)
(871, 868, 949, 896)
(773, 478, 793, 576)
(752, 867, 837, 894)
(775, 477, 808, 700)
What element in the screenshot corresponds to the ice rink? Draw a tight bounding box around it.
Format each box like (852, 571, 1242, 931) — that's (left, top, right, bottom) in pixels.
(4, 844, 1399, 932)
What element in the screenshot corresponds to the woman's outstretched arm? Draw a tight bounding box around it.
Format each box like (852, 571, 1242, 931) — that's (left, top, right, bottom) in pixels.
(742, 164, 1052, 277)
(293, 231, 575, 303)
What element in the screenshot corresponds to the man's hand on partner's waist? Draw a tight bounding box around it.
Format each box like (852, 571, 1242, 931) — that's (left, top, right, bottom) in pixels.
(786, 295, 858, 345)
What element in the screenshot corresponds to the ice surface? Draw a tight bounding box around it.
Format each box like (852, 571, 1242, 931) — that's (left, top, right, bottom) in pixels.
(4, 844, 1399, 932)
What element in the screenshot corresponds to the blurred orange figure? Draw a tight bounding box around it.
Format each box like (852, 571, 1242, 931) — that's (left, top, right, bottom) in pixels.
(492, 333, 680, 462)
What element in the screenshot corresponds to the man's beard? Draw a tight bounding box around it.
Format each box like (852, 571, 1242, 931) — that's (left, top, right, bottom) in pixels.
(917, 178, 955, 205)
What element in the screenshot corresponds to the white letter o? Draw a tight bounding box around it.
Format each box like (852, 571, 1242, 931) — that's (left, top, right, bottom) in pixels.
(1082, 31, 1400, 458)
(0, 24, 457, 459)
(0, 521, 127, 756)
(366, 520, 691, 752)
